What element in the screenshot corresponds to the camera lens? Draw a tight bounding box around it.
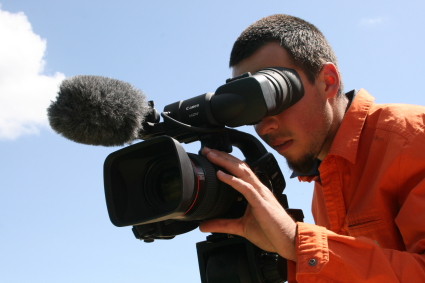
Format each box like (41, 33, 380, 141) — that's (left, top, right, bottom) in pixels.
(157, 169, 181, 205)
(144, 159, 182, 210)
(104, 135, 248, 227)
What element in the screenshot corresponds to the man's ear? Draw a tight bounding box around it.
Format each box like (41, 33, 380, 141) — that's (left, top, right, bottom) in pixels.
(320, 63, 340, 98)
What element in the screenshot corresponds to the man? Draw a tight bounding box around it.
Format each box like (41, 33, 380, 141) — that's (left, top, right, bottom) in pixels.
(200, 14, 425, 282)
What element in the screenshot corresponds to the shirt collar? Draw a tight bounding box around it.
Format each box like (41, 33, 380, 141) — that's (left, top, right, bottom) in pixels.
(328, 89, 375, 164)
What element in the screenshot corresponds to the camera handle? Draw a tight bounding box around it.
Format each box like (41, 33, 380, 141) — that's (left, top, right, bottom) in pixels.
(197, 234, 287, 283)
(197, 204, 304, 283)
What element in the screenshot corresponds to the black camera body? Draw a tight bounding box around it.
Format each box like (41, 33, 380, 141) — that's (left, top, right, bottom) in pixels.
(104, 128, 286, 237)
(103, 67, 305, 282)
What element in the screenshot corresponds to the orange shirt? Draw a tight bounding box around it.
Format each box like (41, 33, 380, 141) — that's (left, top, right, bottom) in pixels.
(288, 89, 425, 282)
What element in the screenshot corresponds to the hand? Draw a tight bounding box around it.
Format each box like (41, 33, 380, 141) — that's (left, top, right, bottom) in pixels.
(199, 147, 297, 261)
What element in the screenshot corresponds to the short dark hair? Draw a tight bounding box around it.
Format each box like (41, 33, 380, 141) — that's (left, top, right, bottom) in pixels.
(230, 14, 340, 86)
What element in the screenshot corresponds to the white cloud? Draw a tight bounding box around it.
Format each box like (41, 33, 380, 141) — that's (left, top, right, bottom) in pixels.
(0, 6, 65, 140)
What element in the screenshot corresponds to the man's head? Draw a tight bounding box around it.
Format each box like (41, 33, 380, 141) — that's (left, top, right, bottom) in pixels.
(230, 14, 341, 90)
(230, 15, 347, 174)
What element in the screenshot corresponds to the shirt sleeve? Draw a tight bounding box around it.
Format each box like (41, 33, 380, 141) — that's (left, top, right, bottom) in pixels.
(293, 220, 425, 282)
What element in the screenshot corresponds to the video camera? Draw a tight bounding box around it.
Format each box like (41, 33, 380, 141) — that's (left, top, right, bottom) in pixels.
(103, 67, 305, 282)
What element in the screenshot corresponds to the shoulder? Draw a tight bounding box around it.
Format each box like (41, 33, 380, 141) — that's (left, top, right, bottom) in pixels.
(367, 102, 425, 140)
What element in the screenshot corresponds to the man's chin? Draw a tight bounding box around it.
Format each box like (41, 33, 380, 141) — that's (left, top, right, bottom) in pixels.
(286, 155, 318, 175)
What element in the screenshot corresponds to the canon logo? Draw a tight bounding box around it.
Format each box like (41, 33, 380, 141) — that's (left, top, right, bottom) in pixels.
(186, 104, 199, 111)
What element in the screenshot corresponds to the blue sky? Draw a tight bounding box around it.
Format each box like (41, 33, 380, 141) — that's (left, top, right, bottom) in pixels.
(1, 1, 424, 282)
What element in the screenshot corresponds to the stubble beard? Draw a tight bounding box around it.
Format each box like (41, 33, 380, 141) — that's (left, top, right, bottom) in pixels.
(286, 151, 318, 175)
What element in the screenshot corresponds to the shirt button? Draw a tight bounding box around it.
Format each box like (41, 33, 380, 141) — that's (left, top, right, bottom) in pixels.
(308, 258, 318, 266)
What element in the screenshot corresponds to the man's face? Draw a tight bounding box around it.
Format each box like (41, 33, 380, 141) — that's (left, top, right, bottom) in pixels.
(232, 42, 334, 173)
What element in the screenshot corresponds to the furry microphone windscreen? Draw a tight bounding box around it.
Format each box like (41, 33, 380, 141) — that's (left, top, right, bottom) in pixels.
(47, 75, 150, 146)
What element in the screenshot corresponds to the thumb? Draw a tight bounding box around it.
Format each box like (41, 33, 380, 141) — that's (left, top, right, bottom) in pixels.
(199, 218, 243, 236)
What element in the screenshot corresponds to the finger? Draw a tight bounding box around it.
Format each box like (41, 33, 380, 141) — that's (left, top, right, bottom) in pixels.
(200, 209, 278, 254)
(203, 149, 273, 200)
(216, 170, 265, 203)
(203, 149, 258, 182)
(202, 147, 243, 165)
(199, 218, 244, 236)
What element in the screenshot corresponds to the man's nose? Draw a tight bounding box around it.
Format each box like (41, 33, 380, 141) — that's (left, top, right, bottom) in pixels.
(254, 116, 279, 136)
